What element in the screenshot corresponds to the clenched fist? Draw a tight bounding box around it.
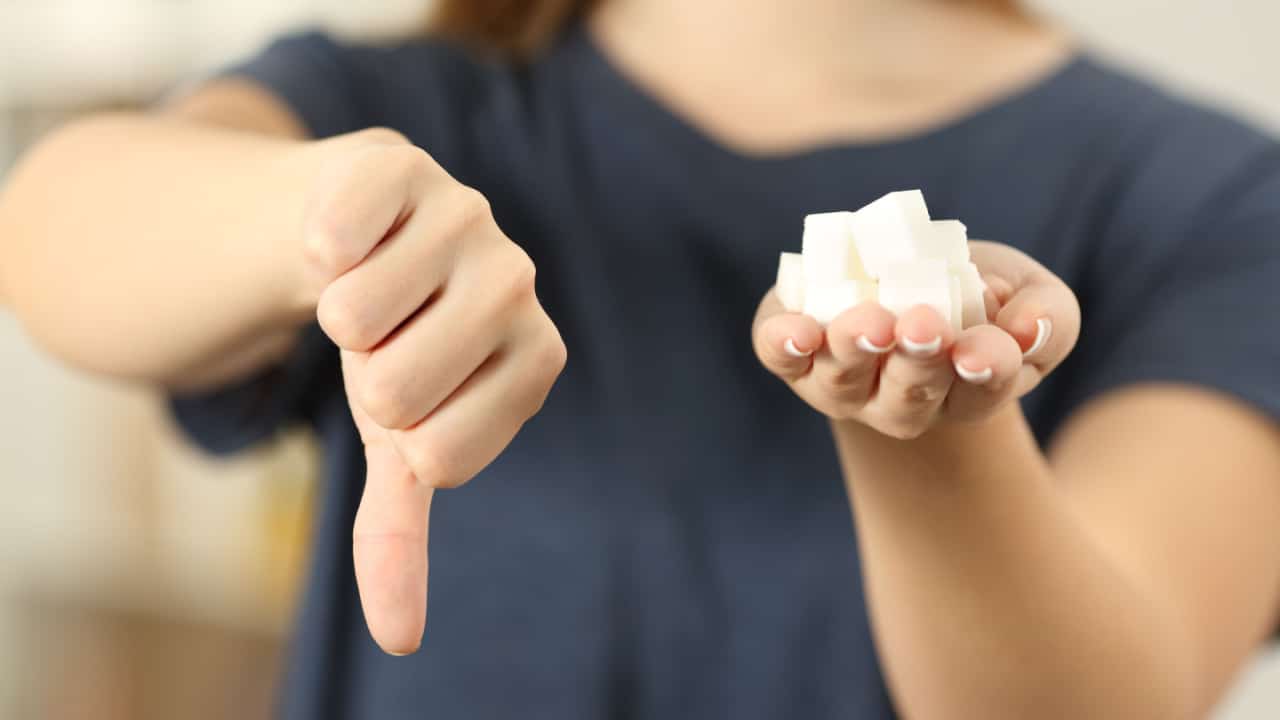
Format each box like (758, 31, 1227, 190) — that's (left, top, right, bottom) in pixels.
(302, 129, 566, 655)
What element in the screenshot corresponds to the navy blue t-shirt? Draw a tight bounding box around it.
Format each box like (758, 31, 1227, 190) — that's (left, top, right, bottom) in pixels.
(171, 24, 1280, 720)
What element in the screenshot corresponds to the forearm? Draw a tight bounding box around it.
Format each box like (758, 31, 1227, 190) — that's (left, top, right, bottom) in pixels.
(835, 405, 1195, 720)
(0, 113, 322, 388)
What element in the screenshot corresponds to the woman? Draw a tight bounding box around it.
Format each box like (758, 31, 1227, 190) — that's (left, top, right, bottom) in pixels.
(2, 0, 1279, 718)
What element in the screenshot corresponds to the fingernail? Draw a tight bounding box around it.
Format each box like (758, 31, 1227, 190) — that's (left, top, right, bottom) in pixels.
(856, 335, 894, 354)
(900, 335, 942, 357)
(954, 362, 994, 385)
(1024, 318, 1052, 357)
(784, 338, 813, 358)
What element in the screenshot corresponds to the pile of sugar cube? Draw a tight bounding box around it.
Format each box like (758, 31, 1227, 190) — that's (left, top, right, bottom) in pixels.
(776, 190, 986, 331)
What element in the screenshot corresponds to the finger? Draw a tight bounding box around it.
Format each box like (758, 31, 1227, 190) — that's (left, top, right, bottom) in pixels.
(993, 282, 1080, 396)
(943, 324, 1023, 421)
(866, 305, 956, 436)
(316, 210, 455, 352)
(303, 144, 435, 279)
(967, 241, 1079, 368)
(805, 301, 896, 407)
(349, 242, 534, 430)
(753, 292, 824, 381)
(352, 438, 434, 656)
(342, 356, 433, 656)
(390, 311, 564, 490)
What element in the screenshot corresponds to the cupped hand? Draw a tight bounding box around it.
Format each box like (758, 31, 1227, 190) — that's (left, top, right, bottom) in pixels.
(303, 129, 566, 655)
(753, 241, 1079, 439)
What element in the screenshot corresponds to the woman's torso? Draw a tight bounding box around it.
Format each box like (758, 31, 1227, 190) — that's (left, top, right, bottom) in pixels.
(194, 24, 1280, 720)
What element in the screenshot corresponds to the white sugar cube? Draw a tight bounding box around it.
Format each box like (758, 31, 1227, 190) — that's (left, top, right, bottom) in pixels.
(955, 262, 987, 328)
(781, 189, 983, 332)
(804, 280, 875, 326)
(775, 252, 805, 312)
(882, 256, 949, 290)
(878, 257, 954, 325)
(948, 273, 963, 333)
(802, 211, 868, 287)
(848, 190, 934, 279)
(923, 220, 970, 267)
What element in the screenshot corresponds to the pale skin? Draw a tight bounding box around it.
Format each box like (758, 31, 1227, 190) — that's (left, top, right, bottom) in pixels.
(1, 0, 1278, 718)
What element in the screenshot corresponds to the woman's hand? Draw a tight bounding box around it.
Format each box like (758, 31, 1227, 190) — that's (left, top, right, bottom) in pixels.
(302, 129, 567, 655)
(753, 241, 1079, 438)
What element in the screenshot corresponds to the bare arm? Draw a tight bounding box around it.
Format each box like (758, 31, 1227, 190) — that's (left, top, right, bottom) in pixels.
(1, 73, 569, 656)
(754, 241, 1280, 718)
(835, 389, 1280, 719)
(0, 80, 360, 390)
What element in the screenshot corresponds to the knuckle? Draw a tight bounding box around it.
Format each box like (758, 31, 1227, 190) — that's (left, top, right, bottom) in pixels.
(439, 184, 492, 235)
(353, 126, 411, 148)
(523, 334, 567, 417)
(317, 288, 377, 351)
(402, 438, 466, 489)
(302, 207, 354, 274)
(895, 381, 944, 407)
(815, 367, 865, 399)
(506, 250, 539, 300)
(386, 144, 433, 181)
(358, 365, 416, 430)
(489, 247, 539, 313)
(544, 332, 568, 376)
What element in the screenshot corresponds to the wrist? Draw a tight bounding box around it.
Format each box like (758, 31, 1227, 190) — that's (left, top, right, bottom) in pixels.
(832, 400, 1021, 447)
(274, 138, 335, 325)
(831, 402, 1045, 487)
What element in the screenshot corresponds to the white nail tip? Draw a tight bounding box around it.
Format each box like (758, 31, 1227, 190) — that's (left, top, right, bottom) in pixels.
(900, 335, 942, 357)
(955, 364, 994, 384)
(855, 336, 894, 354)
(783, 338, 811, 358)
(1024, 318, 1052, 357)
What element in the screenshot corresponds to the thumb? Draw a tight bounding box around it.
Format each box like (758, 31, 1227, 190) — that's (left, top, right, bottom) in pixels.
(343, 351, 432, 656)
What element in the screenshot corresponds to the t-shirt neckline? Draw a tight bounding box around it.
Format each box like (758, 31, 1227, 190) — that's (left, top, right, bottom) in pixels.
(563, 21, 1090, 169)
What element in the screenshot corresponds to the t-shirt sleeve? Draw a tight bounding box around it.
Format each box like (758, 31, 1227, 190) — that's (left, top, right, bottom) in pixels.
(1059, 107, 1280, 423)
(166, 32, 368, 456)
(218, 30, 372, 139)
(169, 323, 339, 456)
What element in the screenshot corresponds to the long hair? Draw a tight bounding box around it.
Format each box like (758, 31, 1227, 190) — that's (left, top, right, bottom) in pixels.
(430, 0, 600, 59)
(429, 0, 1024, 60)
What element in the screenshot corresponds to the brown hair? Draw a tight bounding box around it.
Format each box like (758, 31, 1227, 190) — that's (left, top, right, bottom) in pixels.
(430, 0, 1023, 60)
(430, 0, 600, 59)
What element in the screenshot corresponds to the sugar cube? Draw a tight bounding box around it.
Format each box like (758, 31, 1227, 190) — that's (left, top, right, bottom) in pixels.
(923, 220, 970, 267)
(777, 189, 988, 332)
(775, 252, 805, 312)
(948, 273, 963, 333)
(848, 191, 934, 279)
(878, 257, 954, 325)
(802, 212, 867, 288)
(954, 262, 987, 329)
(803, 280, 875, 326)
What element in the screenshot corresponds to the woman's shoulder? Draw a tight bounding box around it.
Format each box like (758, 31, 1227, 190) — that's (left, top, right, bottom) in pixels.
(251, 29, 508, 98)
(1041, 53, 1278, 178)
(221, 28, 527, 153)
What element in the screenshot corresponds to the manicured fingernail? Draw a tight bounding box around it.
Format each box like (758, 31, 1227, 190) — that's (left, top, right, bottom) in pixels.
(784, 338, 812, 358)
(954, 362, 994, 385)
(1024, 318, 1052, 357)
(856, 335, 894, 354)
(900, 335, 942, 357)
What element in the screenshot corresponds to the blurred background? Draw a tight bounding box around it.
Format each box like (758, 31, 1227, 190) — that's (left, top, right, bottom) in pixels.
(0, 1, 1277, 718)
